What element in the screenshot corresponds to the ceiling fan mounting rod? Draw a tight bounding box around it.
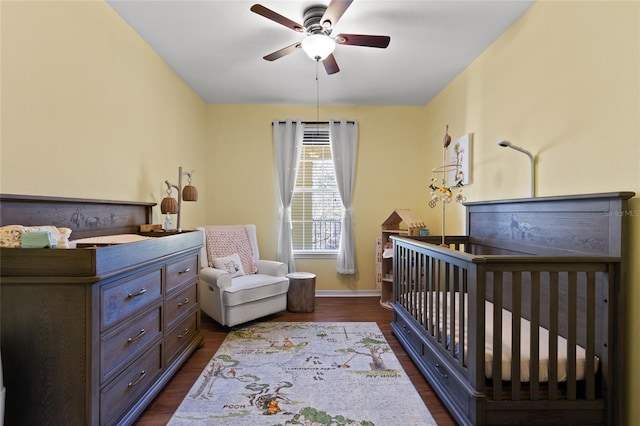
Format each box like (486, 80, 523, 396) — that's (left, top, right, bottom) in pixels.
(303, 5, 330, 35)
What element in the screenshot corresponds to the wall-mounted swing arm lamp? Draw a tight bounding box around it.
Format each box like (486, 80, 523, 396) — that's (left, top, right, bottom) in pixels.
(497, 140, 537, 197)
(160, 166, 198, 232)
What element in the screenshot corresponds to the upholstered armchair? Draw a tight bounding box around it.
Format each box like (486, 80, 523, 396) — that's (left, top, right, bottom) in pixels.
(197, 224, 289, 327)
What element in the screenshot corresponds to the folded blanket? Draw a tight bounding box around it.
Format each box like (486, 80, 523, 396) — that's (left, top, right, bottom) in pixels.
(20, 230, 54, 248)
(203, 225, 257, 275)
(1, 225, 72, 248)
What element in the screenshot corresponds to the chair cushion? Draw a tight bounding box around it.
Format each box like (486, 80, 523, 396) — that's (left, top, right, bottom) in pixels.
(203, 225, 258, 274)
(223, 274, 289, 307)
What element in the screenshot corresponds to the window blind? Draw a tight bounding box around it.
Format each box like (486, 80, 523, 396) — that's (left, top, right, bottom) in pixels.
(291, 125, 341, 252)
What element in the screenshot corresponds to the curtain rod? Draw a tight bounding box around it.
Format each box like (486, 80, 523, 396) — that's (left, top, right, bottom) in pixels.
(272, 120, 356, 125)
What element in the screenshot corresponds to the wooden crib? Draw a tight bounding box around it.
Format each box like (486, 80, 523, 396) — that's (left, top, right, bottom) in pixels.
(390, 192, 634, 425)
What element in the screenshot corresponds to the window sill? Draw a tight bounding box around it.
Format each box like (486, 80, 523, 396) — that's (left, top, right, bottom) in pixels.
(294, 251, 338, 259)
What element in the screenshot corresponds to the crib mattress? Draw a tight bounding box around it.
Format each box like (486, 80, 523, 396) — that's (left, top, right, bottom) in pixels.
(407, 292, 599, 382)
(483, 302, 598, 382)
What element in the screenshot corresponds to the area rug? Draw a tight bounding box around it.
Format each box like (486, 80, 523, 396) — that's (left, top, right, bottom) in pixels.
(168, 322, 437, 425)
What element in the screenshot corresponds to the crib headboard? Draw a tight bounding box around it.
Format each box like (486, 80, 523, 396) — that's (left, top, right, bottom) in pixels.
(0, 194, 155, 240)
(465, 192, 635, 257)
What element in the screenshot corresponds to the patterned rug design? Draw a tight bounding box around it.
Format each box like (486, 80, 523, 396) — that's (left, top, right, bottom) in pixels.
(168, 322, 437, 425)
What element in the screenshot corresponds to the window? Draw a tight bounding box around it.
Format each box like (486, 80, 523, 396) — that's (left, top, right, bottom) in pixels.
(291, 124, 341, 254)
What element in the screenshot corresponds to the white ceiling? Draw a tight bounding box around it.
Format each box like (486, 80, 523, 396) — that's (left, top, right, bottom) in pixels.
(107, 0, 535, 106)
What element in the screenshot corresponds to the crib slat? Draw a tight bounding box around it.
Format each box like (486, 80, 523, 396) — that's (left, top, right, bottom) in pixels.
(407, 251, 417, 315)
(414, 252, 420, 318)
(567, 271, 578, 400)
(419, 253, 426, 326)
(449, 264, 457, 359)
(405, 247, 410, 307)
(403, 246, 410, 301)
(493, 272, 503, 400)
(511, 272, 522, 400)
(586, 271, 596, 400)
(549, 271, 559, 399)
(428, 256, 435, 336)
(413, 252, 419, 322)
(529, 271, 541, 400)
(459, 266, 467, 366)
(434, 259, 440, 339)
(442, 261, 450, 355)
(399, 246, 406, 308)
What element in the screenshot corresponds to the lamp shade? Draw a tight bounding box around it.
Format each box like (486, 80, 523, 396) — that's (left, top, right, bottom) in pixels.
(301, 34, 336, 60)
(160, 196, 179, 214)
(182, 185, 198, 202)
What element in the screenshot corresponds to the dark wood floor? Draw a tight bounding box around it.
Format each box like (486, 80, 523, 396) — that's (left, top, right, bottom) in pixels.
(135, 297, 456, 425)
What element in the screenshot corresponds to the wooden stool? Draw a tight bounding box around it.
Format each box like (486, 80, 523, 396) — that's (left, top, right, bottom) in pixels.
(286, 272, 316, 313)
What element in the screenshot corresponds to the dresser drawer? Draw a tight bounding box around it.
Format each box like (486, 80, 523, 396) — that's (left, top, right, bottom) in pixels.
(166, 310, 198, 363)
(166, 282, 197, 327)
(100, 343, 162, 426)
(101, 267, 163, 331)
(166, 254, 198, 293)
(100, 305, 162, 383)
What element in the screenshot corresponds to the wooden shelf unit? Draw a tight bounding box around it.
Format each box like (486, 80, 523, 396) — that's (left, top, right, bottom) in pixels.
(376, 209, 427, 310)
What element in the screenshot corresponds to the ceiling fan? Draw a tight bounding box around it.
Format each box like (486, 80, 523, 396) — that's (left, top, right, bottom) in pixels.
(250, 0, 390, 75)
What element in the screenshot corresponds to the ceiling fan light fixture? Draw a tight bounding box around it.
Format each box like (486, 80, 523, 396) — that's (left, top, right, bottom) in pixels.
(301, 33, 336, 60)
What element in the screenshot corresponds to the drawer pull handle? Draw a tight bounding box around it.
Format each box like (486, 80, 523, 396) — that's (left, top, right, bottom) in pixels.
(177, 297, 190, 307)
(127, 329, 146, 343)
(128, 370, 147, 388)
(178, 268, 191, 274)
(127, 288, 147, 298)
(435, 363, 449, 379)
(178, 328, 190, 339)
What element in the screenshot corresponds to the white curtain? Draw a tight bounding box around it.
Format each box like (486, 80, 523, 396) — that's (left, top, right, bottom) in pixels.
(273, 119, 303, 273)
(329, 119, 358, 274)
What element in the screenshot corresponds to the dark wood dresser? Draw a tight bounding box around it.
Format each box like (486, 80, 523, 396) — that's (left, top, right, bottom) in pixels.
(0, 195, 204, 425)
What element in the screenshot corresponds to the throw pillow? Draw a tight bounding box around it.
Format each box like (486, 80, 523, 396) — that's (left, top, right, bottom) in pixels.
(213, 253, 246, 277)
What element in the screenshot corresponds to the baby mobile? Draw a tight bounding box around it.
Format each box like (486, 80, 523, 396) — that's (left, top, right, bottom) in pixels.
(428, 125, 466, 246)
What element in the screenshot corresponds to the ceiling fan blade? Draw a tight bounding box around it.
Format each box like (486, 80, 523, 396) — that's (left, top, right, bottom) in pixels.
(321, 0, 353, 29)
(263, 42, 301, 61)
(322, 54, 340, 75)
(335, 33, 391, 48)
(250, 4, 304, 32)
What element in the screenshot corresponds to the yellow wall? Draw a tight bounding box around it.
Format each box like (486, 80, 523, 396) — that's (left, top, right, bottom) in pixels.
(205, 104, 430, 293)
(422, 1, 640, 422)
(0, 1, 208, 228)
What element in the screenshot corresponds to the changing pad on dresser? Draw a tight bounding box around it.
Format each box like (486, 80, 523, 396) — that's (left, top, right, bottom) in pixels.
(72, 233, 153, 247)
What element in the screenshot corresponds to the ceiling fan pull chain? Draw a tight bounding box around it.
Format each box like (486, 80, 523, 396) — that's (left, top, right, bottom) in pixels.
(316, 59, 320, 123)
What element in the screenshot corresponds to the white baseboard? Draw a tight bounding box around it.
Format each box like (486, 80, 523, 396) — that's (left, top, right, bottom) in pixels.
(315, 290, 381, 297)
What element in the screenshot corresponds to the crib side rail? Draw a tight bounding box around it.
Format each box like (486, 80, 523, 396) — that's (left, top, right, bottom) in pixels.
(391, 235, 483, 385)
(391, 235, 618, 407)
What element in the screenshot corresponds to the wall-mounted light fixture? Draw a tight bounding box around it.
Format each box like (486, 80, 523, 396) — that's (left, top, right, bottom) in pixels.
(160, 166, 198, 232)
(497, 140, 536, 197)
